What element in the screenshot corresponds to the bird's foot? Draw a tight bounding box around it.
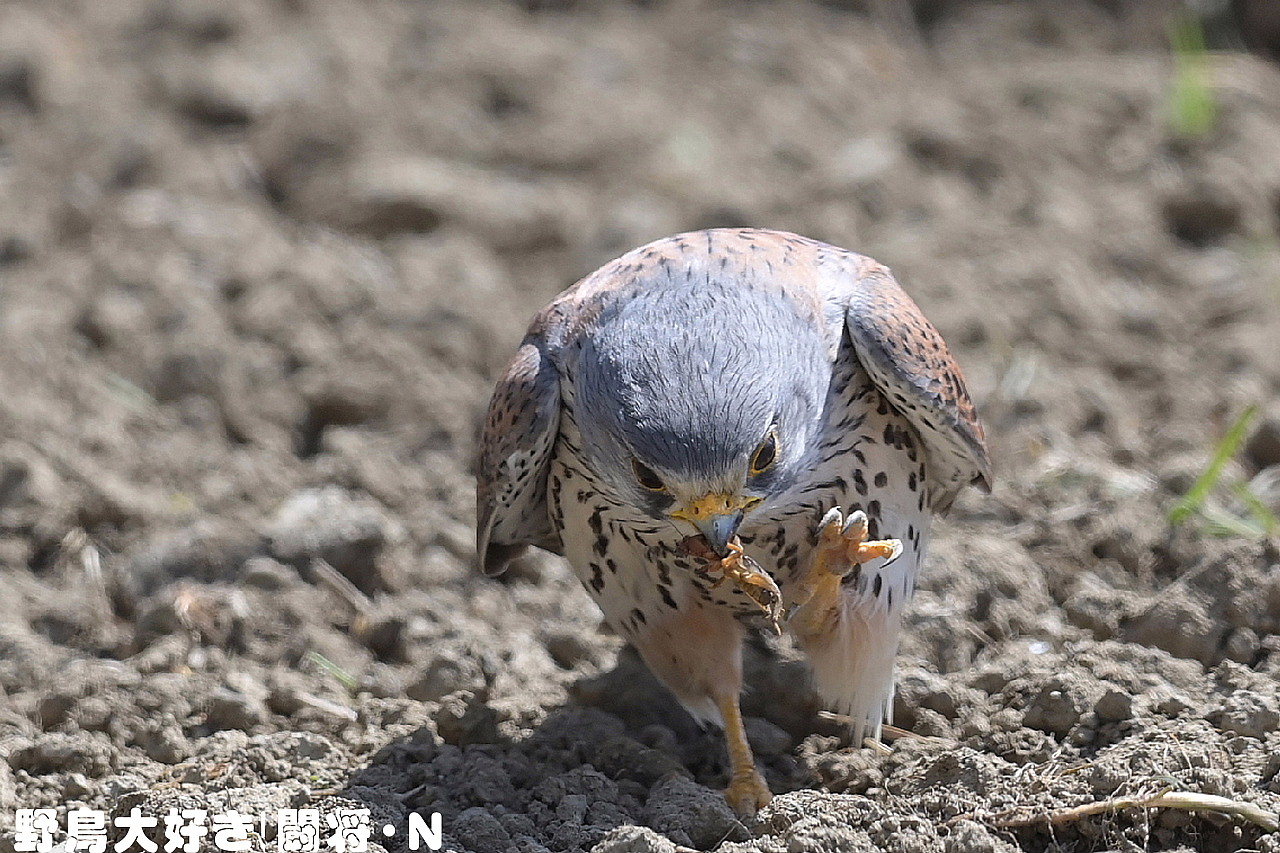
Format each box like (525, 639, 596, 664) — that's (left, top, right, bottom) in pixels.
(723, 767, 772, 819)
(814, 507, 903, 574)
(788, 507, 902, 635)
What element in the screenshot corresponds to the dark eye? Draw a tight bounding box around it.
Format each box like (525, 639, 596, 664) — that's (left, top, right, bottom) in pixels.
(750, 430, 778, 475)
(631, 458, 666, 492)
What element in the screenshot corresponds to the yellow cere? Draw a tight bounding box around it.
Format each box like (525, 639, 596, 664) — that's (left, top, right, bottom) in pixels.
(671, 492, 762, 522)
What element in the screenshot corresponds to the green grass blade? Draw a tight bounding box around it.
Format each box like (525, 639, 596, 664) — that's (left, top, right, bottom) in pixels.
(306, 650, 359, 692)
(1169, 405, 1259, 527)
(1169, 14, 1217, 138)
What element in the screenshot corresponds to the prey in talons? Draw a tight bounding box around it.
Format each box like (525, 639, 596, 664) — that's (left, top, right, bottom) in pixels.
(681, 535, 784, 634)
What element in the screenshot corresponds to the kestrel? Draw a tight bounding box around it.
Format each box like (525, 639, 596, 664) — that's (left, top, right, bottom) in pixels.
(476, 229, 990, 816)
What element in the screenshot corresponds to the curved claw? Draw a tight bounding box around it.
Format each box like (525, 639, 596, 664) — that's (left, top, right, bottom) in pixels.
(878, 538, 904, 568)
(814, 506, 903, 577)
(842, 509, 868, 542)
(817, 507, 845, 544)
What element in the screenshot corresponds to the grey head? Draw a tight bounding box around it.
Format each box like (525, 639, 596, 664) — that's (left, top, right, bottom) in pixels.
(572, 275, 831, 553)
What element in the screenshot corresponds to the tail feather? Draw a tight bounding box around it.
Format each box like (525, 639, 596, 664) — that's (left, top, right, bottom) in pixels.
(802, 593, 904, 745)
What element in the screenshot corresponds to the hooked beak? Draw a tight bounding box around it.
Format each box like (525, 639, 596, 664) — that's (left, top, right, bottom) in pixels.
(695, 510, 743, 556)
(670, 493, 758, 557)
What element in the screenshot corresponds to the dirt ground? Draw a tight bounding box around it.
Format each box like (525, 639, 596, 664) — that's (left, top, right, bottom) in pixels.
(3, 1, 1280, 851)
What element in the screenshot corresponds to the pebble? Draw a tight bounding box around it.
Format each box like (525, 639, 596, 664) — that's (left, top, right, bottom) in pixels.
(1021, 681, 1085, 735)
(7, 733, 115, 777)
(643, 773, 742, 850)
(590, 826, 677, 853)
(1093, 688, 1133, 723)
(944, 820, 1018, 853)
(433, 691, 500, 747)
(744, 716, 792, 758)
(1209, 690, 1280, 739)
(406, 655, 482, 703)
(264, 486, 392, 591)
(449, 807, 512, 853)
(205, 687, 269, 732)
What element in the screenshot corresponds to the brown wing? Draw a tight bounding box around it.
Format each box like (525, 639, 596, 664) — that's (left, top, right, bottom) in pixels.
(475, 337, 562, 575)
(837, 258, 992, 495)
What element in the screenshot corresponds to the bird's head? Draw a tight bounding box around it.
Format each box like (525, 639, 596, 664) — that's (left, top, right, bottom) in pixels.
(573, 284, 830, 555)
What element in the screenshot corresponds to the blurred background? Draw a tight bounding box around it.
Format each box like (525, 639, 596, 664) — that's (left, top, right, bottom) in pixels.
(3, 2, 1280, 852)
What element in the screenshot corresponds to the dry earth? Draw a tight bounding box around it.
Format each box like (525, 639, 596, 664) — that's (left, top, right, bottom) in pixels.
(3, 1, 1280, 851)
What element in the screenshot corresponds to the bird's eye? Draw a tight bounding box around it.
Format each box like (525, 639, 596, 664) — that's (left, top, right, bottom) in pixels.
(631, 458, 666, 492)
(750, 430, 778, 475)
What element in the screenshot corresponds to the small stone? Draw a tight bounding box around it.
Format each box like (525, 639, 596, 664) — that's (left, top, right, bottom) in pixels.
(911, 707, 955, 738)
(265, 486, 392, 592)
(1224, 627, 1261, 664)
(1093, 689, 1133, 722)
(7, 733, 114, 777)
(406, 656, 481, 703)
(449, 807, 512, 853)
(1209, 691, 1280, 738)
(71, 697, 114, 732)
(1022, 682, 1085, 735)
(744, 716, 792, 758)
(239, 556, 298, 590)
(590, 826, 677, 853)
(1123, 594, 1223, 664)
(101, 775, 145, 799)
(63, 773, 95, 799)
(556, 794, 590, 823)
(637, 725, 680, 756)
(433, 691, 499, 746)
(127, 521, 259, 593)
(920, 688, 961, 720)
(1152, 689, 1195, 717)
(136, 723, 190, 764)
(542, 627, 596, 669)
(945, 819, 1017, 853)
(37, 691, 78, 729)
(968, 666, 1011, 695)
(644, 773, 741, 850)
(205, 688, 268, 732)
(590, 736, 686, 788)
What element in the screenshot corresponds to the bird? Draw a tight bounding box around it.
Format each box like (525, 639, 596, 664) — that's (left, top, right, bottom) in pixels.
(475, 228, 990, 816)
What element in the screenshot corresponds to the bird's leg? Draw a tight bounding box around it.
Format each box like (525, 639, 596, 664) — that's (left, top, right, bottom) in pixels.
(627, 602, 769, 816)
(715, 690, 772, 818)
(788, 508, 902, 638)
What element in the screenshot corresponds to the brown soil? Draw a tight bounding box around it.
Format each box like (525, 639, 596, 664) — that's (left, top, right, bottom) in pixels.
(3, 1, 1280, 851)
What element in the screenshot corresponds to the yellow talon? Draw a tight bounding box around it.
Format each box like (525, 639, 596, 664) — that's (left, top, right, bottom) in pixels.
(788, 507, 903, 636)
